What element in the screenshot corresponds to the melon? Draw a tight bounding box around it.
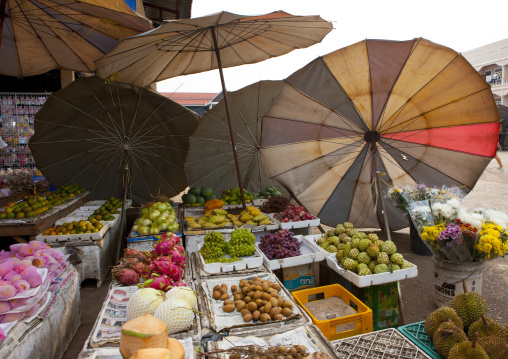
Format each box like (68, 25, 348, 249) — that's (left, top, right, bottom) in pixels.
(127, 288, 165, 320)
(165, 286, 197, 309)
(182, 194, 196, 205)
(154, 298, 194, 335)
(200, 187, 213, 197)
(195, 196, 205, 205)
(188, 187, 201, 196)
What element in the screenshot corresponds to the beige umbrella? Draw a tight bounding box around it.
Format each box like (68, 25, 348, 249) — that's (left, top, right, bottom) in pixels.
(0, 0, 152, 77)
(96, 10, 332, 208)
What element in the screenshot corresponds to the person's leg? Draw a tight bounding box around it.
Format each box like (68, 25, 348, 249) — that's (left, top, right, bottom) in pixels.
(495, 153, 503, 169)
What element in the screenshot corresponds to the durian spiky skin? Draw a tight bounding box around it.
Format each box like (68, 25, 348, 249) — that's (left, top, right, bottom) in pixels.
(468, 316, 503, 340)
(425, 307, 464, 338)
(477, 336, 508, 359)
(447, 341, 489, 359)
(433, 321, 468, 358)
(450, 291, 487, 330)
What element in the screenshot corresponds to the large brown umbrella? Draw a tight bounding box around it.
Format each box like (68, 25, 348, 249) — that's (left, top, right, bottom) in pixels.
(0, 0, 152, 77)
(96, 10, 332, 207)
(29, 76, 200, 206)
(260, 38, 499, 230)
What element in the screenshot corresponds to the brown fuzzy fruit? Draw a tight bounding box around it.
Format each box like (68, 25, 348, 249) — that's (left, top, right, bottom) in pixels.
(261, 293, 272, 301)
(281, 308, 292, 317)
(252, 310, 261, 320)
(244, 296, 252, 304)
(231, 285, 237, 292)
(223, 304, 235, 312)
(282, 302, 293, 310)
(259, 306, 265, 313)
(213, 285, 221, 292)
(243, 314, 253, 322)
(265, 302, 272, 314)
(247, 302, 258, 312)
(277, 346, 287, 354)
(236, 301, 246, 312)
(220, 293, 229, 301)
(253, 291, 262, 300)
(242, 287, 250, 295)
(241, 309, 251, 317)
(274, 314, 284, 321)
(260, 313, 271, 322)
(270, 307, 281, 318)
(255, 299, 263, 307)
(221, 283, 227, 289)
(234, 293, 243, 301)
(220, 288, 228, 295)
(270, 283, 281, 291)
(270, 297, 279, 307)
(224, 299, 233, 305)
(277, 297, 285, 307)
(213, 291, 221, 300)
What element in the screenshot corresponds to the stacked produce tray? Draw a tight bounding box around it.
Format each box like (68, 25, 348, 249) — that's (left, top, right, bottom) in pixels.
(35, 222, 109, 244)
(190, 252, 271, 281)
(398, 321, 441, 359)
(330, 328, 432, 359)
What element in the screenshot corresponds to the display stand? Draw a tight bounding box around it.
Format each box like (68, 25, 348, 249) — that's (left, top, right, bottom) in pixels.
(0, 266, 80, 359)
(0, 191, 90, 240)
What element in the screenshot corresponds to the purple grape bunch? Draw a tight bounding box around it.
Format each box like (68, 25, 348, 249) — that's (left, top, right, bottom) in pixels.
(259, 229, 301, 259)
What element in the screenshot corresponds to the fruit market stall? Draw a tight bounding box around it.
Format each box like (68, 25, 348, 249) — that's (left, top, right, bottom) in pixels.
(0, 184, 89, 240)
(0, 242, 80, 359)
(33, 197, 129, 287)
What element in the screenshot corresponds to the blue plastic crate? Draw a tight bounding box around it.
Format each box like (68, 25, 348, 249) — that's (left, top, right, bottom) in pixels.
(398, 321, 442, 359)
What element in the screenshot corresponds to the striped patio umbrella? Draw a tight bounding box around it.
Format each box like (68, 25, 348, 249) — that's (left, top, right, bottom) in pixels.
(260, 38, 500, 230)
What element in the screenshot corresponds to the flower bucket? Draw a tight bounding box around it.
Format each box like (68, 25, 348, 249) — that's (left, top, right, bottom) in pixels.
(432, 257, 486, 307)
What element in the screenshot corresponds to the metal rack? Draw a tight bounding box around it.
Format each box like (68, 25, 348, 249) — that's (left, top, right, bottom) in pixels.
(0, 92, 49, 176)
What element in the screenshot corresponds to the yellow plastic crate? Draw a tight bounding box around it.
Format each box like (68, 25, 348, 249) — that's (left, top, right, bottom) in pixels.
(292, 284, 373, 341)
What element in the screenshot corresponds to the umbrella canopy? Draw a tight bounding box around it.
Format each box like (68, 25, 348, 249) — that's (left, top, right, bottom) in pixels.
(0, 0, 152, 77)
(260, 38, 500, 230)
(185, 80, 288, 197)
(29, 76, 200, 206)
(95, 10, 333, 88)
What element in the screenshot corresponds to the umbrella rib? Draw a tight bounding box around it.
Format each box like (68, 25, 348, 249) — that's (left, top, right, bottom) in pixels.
(86, 148, 125, 195)
(377, 53, 461, 134)
(128, 148, 178, 194)
(348, 149, 375, 225)
(113, 83, 126, 136)
(129, 98, 172, 138)
(2, 20, 22, 77)
(124, 149, 153, 200)
(127, 87, 143, 137)
(129, 146, 184, 171)
(204, 111, 258, 148)
(185, 151, 233, 165)
(131, 111, 195, 142)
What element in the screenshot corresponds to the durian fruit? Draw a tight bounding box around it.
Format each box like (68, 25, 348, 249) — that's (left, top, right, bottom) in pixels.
(450, 279, 487, 330)
(468, 314, 503, 340)
(448, 334, 489, 359)
(433, 321, 468, 358)
(425, 307, 464, 338)
(477, 336, 508, 359)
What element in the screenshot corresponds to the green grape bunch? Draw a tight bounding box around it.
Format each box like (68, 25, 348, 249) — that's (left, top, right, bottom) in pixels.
(200, 231, 227, 260)
(227, 228, 256, 257)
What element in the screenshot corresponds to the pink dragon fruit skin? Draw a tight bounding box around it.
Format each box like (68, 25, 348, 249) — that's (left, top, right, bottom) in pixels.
(12, 279, 30, 292)
(145, 274, 173, 291)
(0, 301, 11, 314)
(0, 258, 15, 278)
(0, 327, 4, 341)
(21, 267, 42, 287)
(168, 250, 186, 268)
(173, 280, 186, 287)
(0, 284, 17, 300)
(28, 241, 49, 251)
(1, 312, 25, 323)
(154, 240, 173, 256)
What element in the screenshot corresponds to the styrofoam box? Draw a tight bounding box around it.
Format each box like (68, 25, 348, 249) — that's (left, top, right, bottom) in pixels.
(56, 215, 119, 227)
(279, 217, 320, 229)
(80, 200, 106, 209)
(35, 222, 109, 243)
(326, 255, 418, 287)
(256, 235, 327, 270)
(199, 246, 264, 274)
(305, 234, 335, 255)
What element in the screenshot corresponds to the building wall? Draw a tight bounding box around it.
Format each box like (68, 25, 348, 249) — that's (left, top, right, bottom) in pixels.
(463, 38, 508, 106)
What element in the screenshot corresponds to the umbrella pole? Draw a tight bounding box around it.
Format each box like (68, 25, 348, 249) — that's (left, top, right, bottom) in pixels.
(376, 170, 392, 242)
(116, 165, 129, 263)
(211, 30, 247, 210)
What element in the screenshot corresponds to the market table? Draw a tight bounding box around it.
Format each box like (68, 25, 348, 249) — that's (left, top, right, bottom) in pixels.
(0, 191, 90, 240)
(0, 265, 80, 359)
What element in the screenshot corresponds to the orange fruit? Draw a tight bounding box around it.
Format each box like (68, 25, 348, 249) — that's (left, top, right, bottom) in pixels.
(16, 212, 25, 218)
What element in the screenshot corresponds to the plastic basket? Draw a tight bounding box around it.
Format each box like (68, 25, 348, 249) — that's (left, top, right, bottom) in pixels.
(292, 284, 372, 341)
(398, 321, 442, 359)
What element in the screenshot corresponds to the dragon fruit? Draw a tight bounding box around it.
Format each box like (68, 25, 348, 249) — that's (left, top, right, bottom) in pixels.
(112, 267, 139, 286)
(0, 284, 17, 300)
(122, 257, 140, 268)
(12, 279, 30, 292)
(123, 248, 148, 263)
(0, 301, 11, 314)
(0, 258, 14, 277)
(143, 274, 173, 291)
(167, 250, 186, 268)
(0, 327, 4, 341)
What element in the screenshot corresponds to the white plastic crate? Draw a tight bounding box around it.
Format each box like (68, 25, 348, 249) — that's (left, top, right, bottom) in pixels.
(304, 234, 333, 255)
(198, 246, 264, 274)
(326, 256, 418, 288)
(279, 217, 320, 229)
(256, 235, 326, 270)
(35, 222, 109, 243)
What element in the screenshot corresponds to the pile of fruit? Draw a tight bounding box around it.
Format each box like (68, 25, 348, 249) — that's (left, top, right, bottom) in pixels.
(112, 233, 186, 290)
(0, 241, 69, 326)
(259, 229, 301, 259)
(318, 222, 413, 276)
(207, 344, 313, 359)
(182, 186, 215, 206)
(220, 187, 254, 205)
(256, 185, 283, 199)
(213, 276, 295, 323)
(185, 206, 271, 230)
(87, 197, 122, 221)
(423, 280, 508, 358)
(274, 204, 316, 223)
(42, 219, 104, 235)
(199, 229, 256, 264)
(132, 201, 178, 235)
